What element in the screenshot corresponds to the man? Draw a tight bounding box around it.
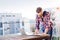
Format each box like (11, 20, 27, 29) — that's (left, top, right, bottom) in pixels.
(35, 7, 43, 34)
(35, 7, 49, 34)
(35, 7, 53, 40)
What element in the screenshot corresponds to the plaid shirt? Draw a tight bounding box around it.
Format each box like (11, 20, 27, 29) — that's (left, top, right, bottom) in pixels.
(36, 15, 53, 30)
(36, 15, 42, 30)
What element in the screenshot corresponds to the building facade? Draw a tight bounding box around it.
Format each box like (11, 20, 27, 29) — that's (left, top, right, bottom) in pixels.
(0, 13, 22, 35)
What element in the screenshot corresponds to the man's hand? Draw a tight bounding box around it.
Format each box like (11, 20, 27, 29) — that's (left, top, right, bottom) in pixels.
(34, 29, 39, 34)
(42, 33, 46, 34)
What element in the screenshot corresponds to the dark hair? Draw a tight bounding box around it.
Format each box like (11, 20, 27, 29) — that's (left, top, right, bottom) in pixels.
(36, 7, 42, 13)
(43, 11, 47, 17)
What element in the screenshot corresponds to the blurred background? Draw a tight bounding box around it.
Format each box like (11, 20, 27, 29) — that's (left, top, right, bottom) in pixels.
(0, 0, 60, 40)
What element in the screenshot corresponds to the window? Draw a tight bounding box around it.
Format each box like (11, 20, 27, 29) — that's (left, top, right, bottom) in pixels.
(6, 15, 9, 17)
(13, 15, 15, 17)
(9, 15, 11, 17)
(6, 15, 11, 17)
(0, 22, 2, 28)
(0, 30, 3, 35)
(2, 15, 4, 17)
(16, 21, 20, 23)
(22, 21, 24, 26)
(4, 22, 7, 24)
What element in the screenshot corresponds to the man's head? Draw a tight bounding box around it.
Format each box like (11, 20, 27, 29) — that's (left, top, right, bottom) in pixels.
(43, 11, 47, 17)
(36, 7, 42, 16)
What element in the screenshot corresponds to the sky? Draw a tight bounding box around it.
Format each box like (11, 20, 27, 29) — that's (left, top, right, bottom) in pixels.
(0, 0, 60, 19)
